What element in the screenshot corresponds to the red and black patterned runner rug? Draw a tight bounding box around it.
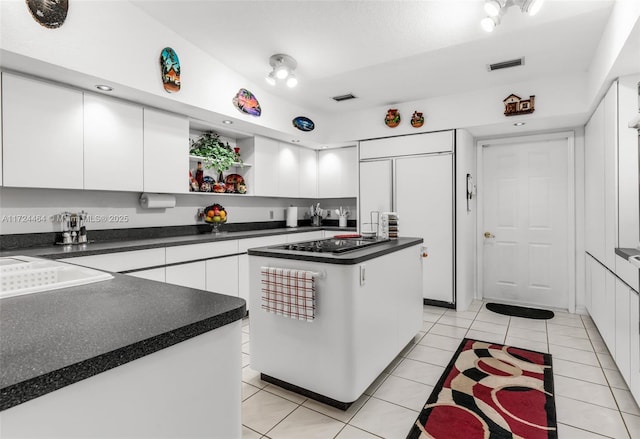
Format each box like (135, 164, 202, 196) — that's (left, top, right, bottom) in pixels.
(407, 338, 557, 439)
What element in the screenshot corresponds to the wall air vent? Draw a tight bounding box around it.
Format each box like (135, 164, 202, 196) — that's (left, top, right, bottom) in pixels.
(487, 57, 525, 71)
(332, 93, 357, 102)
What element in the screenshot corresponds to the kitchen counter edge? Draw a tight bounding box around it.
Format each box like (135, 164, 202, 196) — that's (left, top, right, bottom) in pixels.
(247, 237, 424, 264)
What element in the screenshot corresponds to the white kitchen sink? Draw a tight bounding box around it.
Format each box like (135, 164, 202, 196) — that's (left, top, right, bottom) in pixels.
(0, 256, 113, 299)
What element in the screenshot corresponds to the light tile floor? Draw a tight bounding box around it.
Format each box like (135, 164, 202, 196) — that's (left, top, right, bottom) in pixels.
(241, 301, 640, 438)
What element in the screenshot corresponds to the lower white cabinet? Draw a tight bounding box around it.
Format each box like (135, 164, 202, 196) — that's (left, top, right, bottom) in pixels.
(166, 261, 206, 290)
(65, 248, 165, 273)
(287, 231, 323, 243)
(615, 278, 631, 384)
(206, 256, 239, 297)
(630, 292, 640, 403)
(127, 267, 166, 283)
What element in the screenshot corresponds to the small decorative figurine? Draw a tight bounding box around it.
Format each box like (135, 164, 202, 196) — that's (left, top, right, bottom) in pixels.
(410, 111, 425, 128)
(385, 109, 401, 128)
(503, 94, 535, 116)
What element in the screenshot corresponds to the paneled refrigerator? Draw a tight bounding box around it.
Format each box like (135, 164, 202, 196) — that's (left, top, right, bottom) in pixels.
(359, 132, 455, 306)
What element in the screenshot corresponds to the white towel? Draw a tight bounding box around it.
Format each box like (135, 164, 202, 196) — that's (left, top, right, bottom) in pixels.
(261, 267, 316, 321)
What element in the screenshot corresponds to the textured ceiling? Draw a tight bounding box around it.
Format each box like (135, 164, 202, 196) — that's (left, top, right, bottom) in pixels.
(132, 0, 616, 114)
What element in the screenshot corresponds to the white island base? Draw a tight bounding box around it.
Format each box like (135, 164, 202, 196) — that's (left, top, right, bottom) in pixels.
(249, 243, 423, 408)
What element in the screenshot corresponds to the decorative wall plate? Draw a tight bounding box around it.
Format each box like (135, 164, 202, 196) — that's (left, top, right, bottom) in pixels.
(26, 0, 68, 29)
(385, 109, 401, 128)
(160, 47, 181, 93)
(292, 116, 315, 132)
(233, 88, 261, 116)
(410, 111, 425, 128)
(503, 94, 535, 116)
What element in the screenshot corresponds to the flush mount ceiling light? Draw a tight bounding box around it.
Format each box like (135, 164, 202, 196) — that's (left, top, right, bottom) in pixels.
(95, 84, 113, 91)
(481, 0, 544, 32)
(514, 121, 526, 126)
(265, 54, 298, 88)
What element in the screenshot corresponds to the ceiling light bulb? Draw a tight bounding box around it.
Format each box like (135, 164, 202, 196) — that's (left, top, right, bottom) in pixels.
(481, 16, 497, 32)
(275, 65, 289, 79)
(526, 0, 544, 16)
(286, 74, 298, 88)
(95, 85, 113, 91)
(484, 0, 501, 17)
(265, 71, 276, 86)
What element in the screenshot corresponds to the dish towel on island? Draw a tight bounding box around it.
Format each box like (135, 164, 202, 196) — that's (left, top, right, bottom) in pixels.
(261, 267, 316, 321)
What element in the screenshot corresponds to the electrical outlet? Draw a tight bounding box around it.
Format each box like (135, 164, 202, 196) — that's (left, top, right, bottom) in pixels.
(269, 210, 274, 219)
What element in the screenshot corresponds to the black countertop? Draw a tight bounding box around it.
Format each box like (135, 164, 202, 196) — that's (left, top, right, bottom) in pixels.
(0, 273, 246, 411)
(248, 237, 424, 265)
(0, 226, 356, 260)
(615, 247, 640, 260)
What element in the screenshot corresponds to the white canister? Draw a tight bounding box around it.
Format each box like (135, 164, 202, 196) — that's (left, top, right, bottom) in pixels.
(338, 215, 348, 228)
(286, 206, 298, 227)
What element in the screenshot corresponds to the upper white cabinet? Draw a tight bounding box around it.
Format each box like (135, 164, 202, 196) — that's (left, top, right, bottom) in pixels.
(84, 94, 143, 191)
(359, 130, 453, 160)
(318, 147, 357, 198)
(242, 136, 279, 197)
(144, 109, 189, 193)
(2, 73, 84, 189)
(299, 147, 318, 198)
(278, 142, 300, 198)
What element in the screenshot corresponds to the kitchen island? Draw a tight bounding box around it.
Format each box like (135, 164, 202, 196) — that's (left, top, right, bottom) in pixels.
(0, 271, 245, 439)
(248, 237, 424, 409)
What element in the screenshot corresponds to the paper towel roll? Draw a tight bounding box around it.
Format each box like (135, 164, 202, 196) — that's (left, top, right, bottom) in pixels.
(139, 193, 176, 209)
(286, 206, 298, 227)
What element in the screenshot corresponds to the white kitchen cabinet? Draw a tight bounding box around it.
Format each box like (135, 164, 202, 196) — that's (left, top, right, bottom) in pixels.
(625, 287, 639, 404)
(396, 154, 454, 303)
(206, 256, 239, 297)
(2, 73, 84, 189)
(166, 261, 206, 290)
(299, 147, 318, 198)
(165, 240, 239, 264)
(244, 136, 279, 197)
(603, 83, 618, 270)
(286, 231, 323, 243)
(360, 130, 453, 160)
(585, 97, 606, 263)
(359, 132, 455, 305)
(84, 94, 143, 191)
(127, 267, 166, 283)
(144, 108, 190, 194)
(615, 277, 631, 384)
(65, 248, 166, 273)
(318, 147, 357, 198)
(278, 142, 299, 198)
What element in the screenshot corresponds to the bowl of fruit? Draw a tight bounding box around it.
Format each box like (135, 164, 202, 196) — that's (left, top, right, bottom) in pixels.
(203, 203, 227, 233)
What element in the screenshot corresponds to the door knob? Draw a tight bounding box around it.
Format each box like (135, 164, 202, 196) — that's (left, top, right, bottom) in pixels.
(484, 232, 495, 238)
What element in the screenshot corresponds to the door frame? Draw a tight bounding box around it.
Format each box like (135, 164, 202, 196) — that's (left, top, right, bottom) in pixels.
(475, 131, 576, 313)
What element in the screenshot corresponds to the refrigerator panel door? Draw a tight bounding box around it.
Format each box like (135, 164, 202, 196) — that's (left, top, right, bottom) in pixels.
(396, 154, 454, 303)
(359, 160, 392, 232)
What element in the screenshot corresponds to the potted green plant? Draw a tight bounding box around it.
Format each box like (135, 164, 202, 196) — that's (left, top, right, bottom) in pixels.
(189, 132, 241, 178)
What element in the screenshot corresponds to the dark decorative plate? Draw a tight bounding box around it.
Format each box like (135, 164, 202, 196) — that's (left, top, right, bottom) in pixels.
(26, 0, 68, 29)
(292, 116, 315, 132)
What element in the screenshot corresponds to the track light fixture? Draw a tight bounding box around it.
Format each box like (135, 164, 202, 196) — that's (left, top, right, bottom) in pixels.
(265, 54, 298, 88)
(481, 0, 544, 32)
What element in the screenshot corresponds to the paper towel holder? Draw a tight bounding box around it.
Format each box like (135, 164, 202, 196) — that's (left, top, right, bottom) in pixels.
(139, 193, 177, 209)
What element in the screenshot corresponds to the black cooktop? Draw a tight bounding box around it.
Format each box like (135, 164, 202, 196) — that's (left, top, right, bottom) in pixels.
(275, 237, 390, 254)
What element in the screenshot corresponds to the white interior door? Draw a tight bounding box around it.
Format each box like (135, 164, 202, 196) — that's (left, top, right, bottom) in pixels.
(396, 154, 453, 303)
(482, 138, 569, 309)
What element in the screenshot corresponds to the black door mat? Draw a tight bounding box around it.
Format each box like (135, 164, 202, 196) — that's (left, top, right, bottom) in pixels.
(486, 302, 555, 320)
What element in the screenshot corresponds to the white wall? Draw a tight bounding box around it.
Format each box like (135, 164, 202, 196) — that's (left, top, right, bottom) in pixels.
(0, 187, 355, 235)
(455, 129, 477, 312)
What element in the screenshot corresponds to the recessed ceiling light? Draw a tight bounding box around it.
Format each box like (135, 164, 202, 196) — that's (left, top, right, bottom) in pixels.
(292, 139, 300, 143)
(321, 146, 329, 149)
(95, 85, 113, 91)
(222, 120, 233, 125)
(514, 122, 526, 126)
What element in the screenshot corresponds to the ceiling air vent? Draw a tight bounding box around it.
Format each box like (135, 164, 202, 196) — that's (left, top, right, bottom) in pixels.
(487, 57, 525, 71)
(332, 93, 356, 102)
